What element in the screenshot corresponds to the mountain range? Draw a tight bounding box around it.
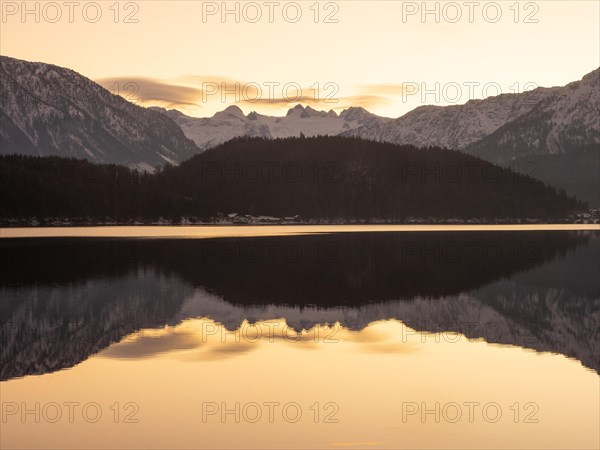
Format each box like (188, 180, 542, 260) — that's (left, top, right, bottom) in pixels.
(1, 55, 598, 205)
(464, 69, 600, 164)
(0, 55, 198, 172)
(151, 68, 599, 168)
(150, 104, 390, 151)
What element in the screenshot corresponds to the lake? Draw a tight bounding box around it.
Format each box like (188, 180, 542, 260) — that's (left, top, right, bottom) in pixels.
(1, 226, 599, 449)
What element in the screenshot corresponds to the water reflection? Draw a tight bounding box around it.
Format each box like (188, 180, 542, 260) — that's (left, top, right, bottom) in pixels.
(1, 231, 598, 380)
(3, 318, 598, 450)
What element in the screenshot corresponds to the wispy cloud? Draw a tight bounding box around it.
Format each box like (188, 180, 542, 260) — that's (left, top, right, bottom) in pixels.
(239, 95, 392, 111)
(94, 76, 403, 115)
(96, 77, 203, 107)
(100, 330, 201, 359)
(359, 83, 417, 97)
(335, 95, 391, 109)
(239, 95, 324, 107)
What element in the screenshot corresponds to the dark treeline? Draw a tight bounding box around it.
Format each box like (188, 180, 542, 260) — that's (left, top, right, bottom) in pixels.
(0, 136, 586, 222)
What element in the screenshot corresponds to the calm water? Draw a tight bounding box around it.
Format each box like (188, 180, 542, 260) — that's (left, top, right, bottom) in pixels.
(1, 226, 599, 449)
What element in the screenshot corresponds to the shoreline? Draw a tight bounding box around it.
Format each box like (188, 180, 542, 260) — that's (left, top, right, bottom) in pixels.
(2, 223, 599, 240)
(1, 211, 599, 229)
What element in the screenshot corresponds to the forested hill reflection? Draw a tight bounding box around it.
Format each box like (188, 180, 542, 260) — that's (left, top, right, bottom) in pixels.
(1, 232, 590, 304)
(1, 231, 598, 380)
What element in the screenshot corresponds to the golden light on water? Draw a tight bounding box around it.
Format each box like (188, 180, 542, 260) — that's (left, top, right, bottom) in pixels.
(2, 224, 599, 239)
(2, 318, 598, 449)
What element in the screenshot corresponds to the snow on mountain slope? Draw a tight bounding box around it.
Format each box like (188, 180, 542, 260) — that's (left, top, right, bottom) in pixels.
(152, 67, 598, 161)
(3, 54, 596, 173)
(151, 104, 391, 150)
(343, 86, 561, 150)
(0, 56, 199, 169)
(342, 68, 600, 164)
(466, 68, 600, 164)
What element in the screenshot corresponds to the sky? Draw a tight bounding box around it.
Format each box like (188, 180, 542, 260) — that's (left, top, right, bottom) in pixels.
(1, 0, 599, 118)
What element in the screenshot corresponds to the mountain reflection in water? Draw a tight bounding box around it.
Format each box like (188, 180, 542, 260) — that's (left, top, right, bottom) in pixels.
(1, 230, 598, 380)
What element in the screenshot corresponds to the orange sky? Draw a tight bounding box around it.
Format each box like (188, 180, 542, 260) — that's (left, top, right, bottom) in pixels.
(1, 1, 599, 117)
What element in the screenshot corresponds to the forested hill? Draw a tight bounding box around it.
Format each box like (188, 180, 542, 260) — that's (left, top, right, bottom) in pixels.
(0, 136, 586, 223)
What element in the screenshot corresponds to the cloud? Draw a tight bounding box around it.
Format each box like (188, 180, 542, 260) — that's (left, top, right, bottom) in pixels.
(175, 75, 241, 85)
(239, 95, 321, 107)
(237, 94, 391, 113)
(362, 342, 416, 354)
(359, 83, 418, 97)
(98, 319, 416, 363)
(178, 341, 260, 361)
(343, 321, 418, 353)
(94, 74, 402, 115)
(100, 330, 201, 359)
(335, 95, 392, 109)
(95, 77, 203, 107)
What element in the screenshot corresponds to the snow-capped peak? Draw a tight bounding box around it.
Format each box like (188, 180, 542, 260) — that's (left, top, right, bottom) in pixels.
(213, 105, 246, 120)
(302, 105, 325, 118)
(340, 106, 372, 121)
(155, 103, 390, 150)
(286, 104, 306, 116)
